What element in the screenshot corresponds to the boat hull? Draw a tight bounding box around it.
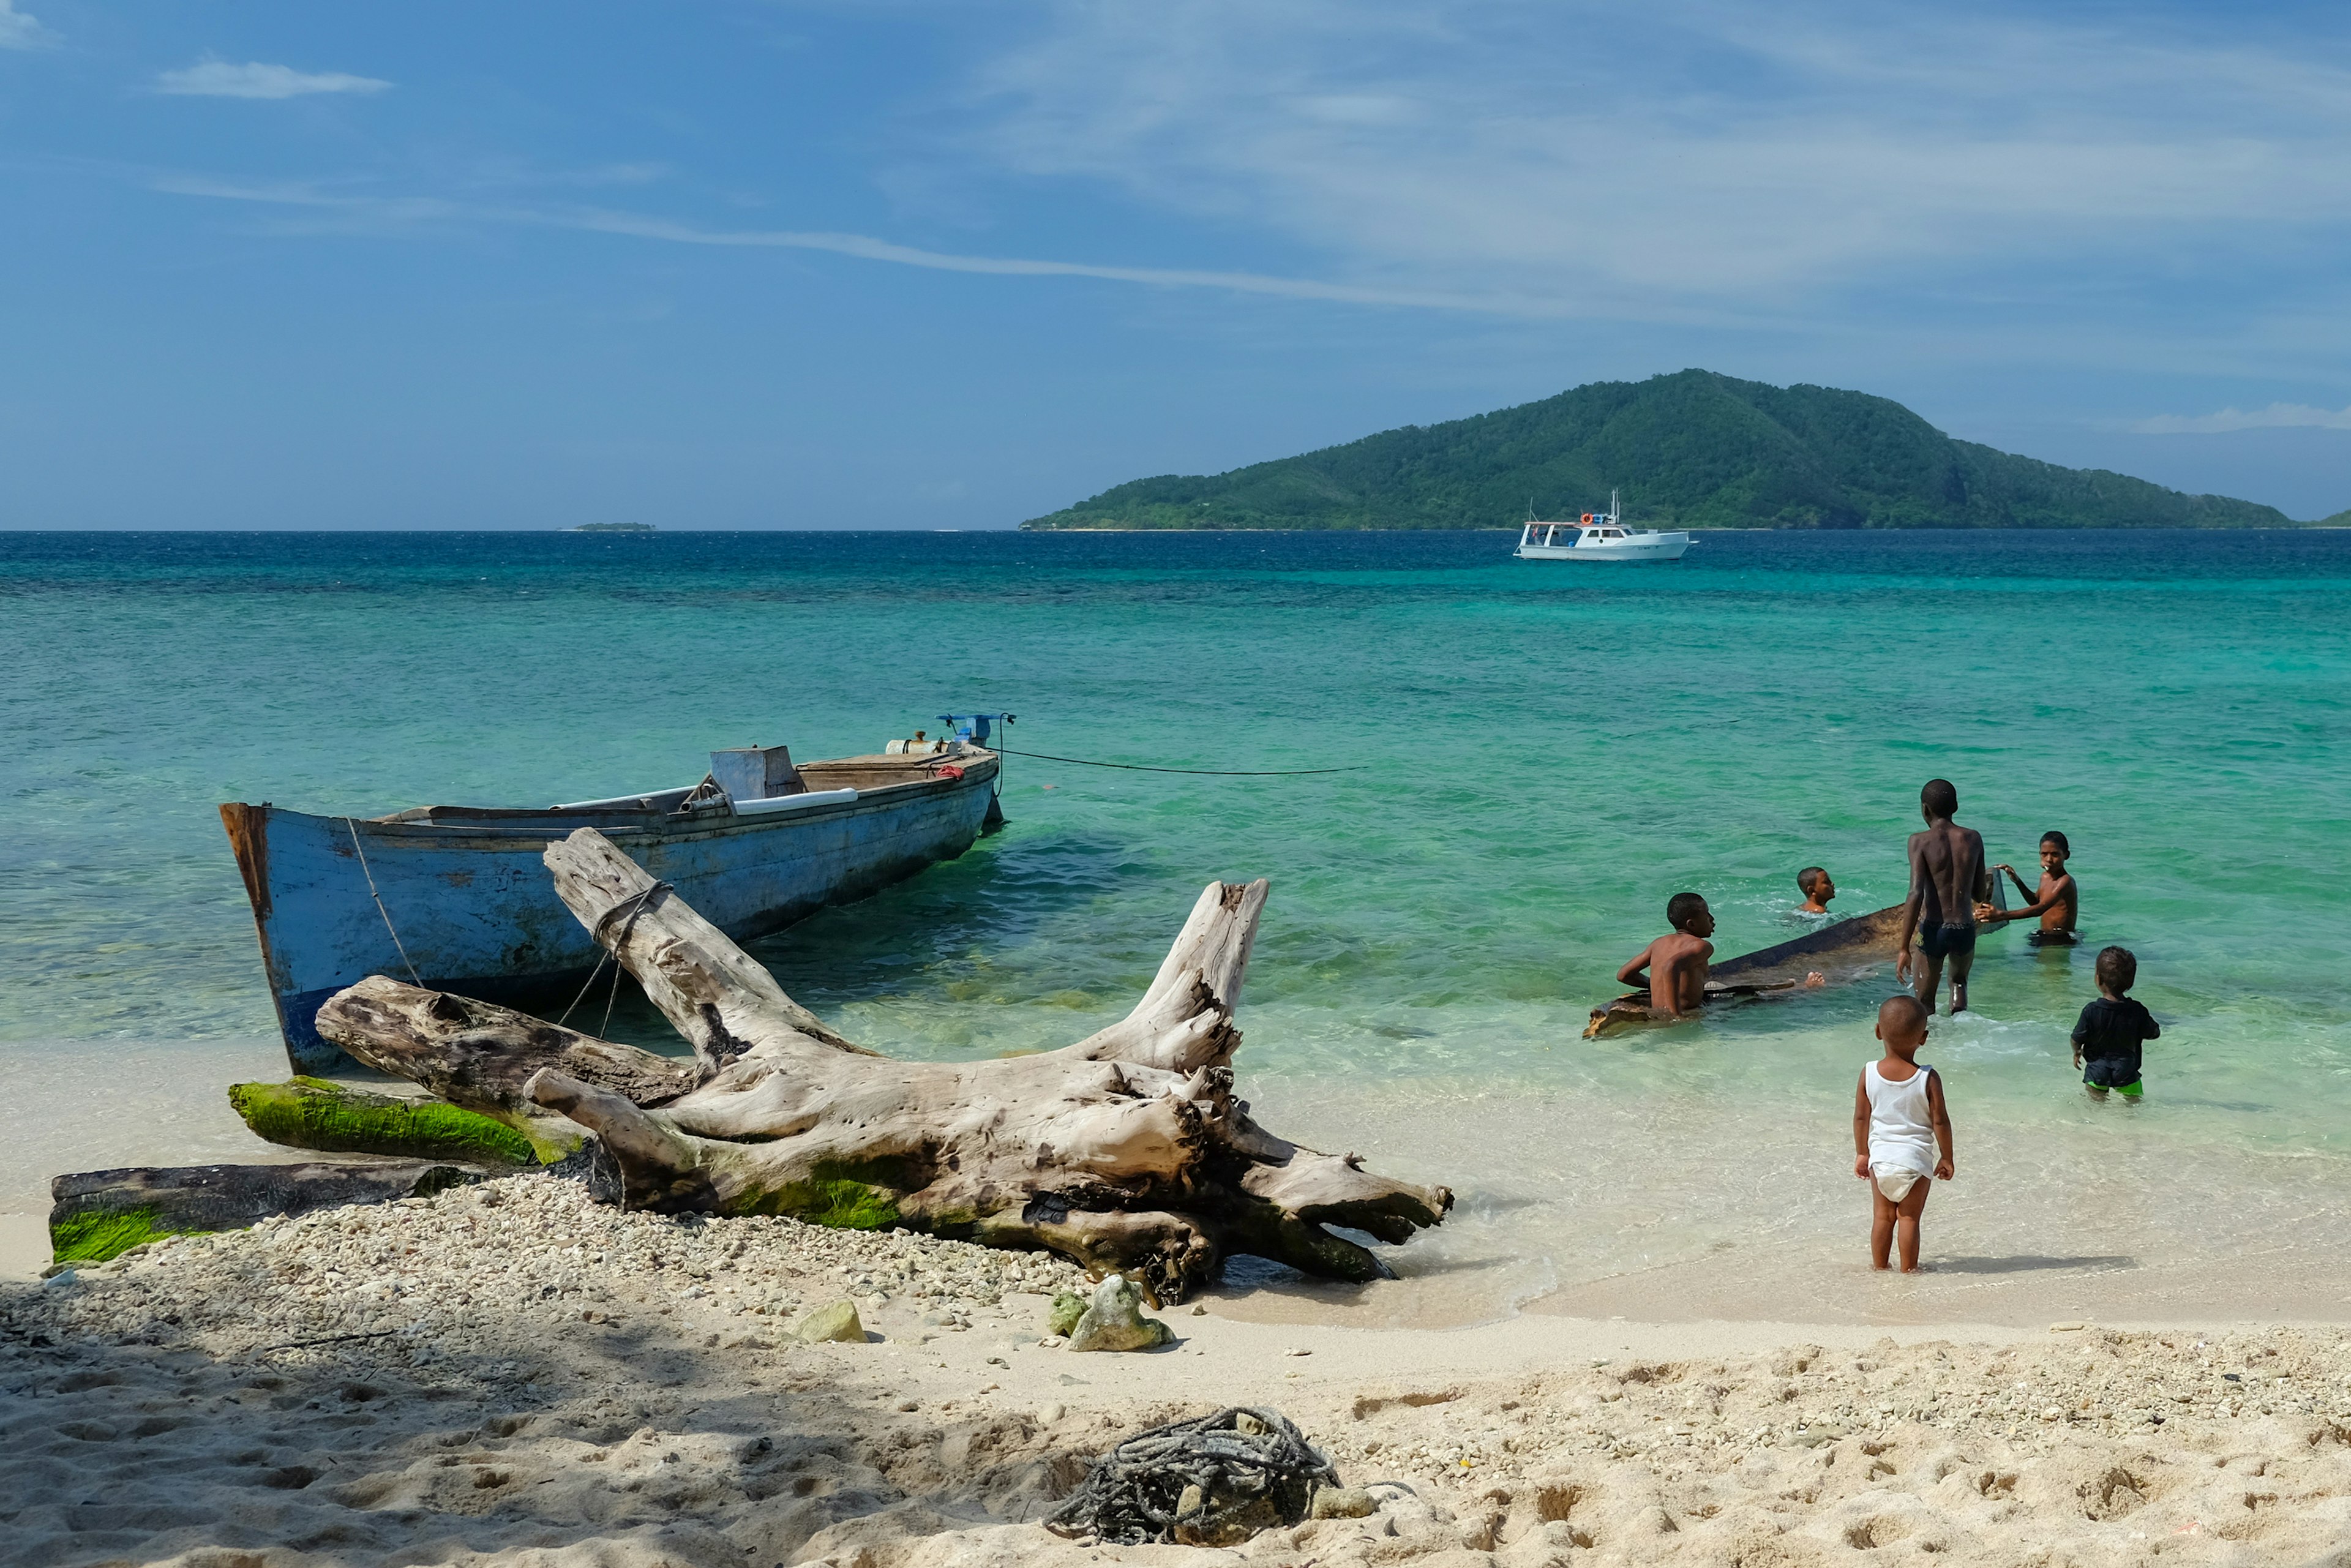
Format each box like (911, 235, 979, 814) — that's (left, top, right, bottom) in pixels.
(222, 757, 999, 1071)
(1584, 903, 1907, 1038)
(1516, 535, 1693, 562)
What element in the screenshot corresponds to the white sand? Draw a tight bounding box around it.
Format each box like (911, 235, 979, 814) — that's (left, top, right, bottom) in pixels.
(7, 1173, 2351, 1567)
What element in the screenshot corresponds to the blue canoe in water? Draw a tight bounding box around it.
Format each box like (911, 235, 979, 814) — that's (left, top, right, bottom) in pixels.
(220, 743, 1003, 1071)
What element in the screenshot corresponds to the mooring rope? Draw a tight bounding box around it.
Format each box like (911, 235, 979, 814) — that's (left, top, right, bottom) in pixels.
(344, 819, 424, 987)
(555, 879, 672, 1035)
(993, 748, 1363, 777)
(1044, 1406, 1338, 1545)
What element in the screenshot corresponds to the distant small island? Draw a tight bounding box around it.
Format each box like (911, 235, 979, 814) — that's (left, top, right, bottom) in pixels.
(1022, 370, 2314, 531)
(570, 522, 656, 533)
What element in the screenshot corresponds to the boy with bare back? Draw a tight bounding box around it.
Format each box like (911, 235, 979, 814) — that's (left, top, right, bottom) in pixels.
(1853, 994, 1954, 1272)
(1894, 778, 1991, 1013)
(1615, 892, 1714, 1018)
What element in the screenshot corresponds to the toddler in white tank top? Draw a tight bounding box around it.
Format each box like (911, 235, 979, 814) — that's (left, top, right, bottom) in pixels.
(1851, 994, 1954, 1272)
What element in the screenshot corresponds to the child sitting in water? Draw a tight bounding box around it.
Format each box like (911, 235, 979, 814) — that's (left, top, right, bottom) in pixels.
(1852, 994, 1954, 1272)
(1796, 866, 1836, 915)
(1614, 892, 1715, 1018)
(2073, 945, 2159, 1099)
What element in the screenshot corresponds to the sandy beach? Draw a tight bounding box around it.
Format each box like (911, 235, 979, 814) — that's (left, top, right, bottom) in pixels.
(9, 1172, 2351, 1567)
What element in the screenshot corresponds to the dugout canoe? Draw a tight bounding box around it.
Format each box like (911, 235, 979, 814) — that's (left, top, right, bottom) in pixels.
(1583, 903, 1908, 1038)
(222, 743, 1002, 1072)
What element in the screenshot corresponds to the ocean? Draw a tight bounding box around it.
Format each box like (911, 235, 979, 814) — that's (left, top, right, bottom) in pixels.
(5, 528, 2348, 1322)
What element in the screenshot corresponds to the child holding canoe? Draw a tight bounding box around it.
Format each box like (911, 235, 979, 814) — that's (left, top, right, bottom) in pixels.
(1976, 830, 2080, 947)
(1614, 892, 1717, 1019)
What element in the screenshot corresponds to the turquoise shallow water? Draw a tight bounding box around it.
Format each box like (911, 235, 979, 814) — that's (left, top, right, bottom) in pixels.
(5, 529, 2349, 1318)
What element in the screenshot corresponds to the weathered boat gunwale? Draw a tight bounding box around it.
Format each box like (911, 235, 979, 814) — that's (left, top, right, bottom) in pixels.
(1705, 903, 1909, 987)
(354, 780, 970, 850)
(373, 757, 968, 832)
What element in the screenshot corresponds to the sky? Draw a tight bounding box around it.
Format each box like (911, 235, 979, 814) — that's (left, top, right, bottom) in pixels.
(4, 0, 2350, 528)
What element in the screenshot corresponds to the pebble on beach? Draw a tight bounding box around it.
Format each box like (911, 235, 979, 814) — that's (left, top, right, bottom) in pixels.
(1064, 1274, 1175, 1354)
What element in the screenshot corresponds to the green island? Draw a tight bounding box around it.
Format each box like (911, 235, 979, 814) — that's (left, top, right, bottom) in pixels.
(1022, 369, 2309, 531)
(569, 521, 656, 533)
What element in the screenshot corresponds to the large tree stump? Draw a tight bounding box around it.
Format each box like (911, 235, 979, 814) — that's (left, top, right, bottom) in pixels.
(318, 829, 1450, 1301)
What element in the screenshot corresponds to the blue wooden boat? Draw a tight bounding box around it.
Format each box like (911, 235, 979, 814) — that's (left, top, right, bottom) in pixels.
(220, 740, 1003, 1071)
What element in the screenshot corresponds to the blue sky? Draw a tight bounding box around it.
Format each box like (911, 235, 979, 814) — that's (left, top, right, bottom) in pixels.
(4, 0, 2350, 528)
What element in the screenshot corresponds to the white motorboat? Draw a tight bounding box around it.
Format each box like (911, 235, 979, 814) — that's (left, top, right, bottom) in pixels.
(1513, 490, 1692, 563)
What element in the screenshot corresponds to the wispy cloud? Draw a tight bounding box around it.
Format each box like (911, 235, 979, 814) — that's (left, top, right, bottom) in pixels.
(118, 1, 2351, 347)
(148, 173, 1602, 318)
(958, 0, 2351, 301)
(2134, 403, 2351, 435)
(0, 0, 54, 50)
(155, 60, 391, 100)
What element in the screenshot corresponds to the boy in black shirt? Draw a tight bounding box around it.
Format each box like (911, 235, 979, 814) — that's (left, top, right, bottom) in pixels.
(2072, 946, 2160, 1099)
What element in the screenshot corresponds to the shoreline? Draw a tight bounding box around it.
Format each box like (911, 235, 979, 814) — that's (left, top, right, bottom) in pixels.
(9, 1174, 2351, 1566)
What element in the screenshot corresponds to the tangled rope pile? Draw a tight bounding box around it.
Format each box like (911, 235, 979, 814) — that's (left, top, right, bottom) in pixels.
(1044, 1406, 1340, 1546)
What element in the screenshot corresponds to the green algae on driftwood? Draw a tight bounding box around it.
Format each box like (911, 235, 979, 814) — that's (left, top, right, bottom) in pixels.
(228, 1078, 539, 1168)
(51, 1207, 181, 1266)
(310, 987, 693, 1164)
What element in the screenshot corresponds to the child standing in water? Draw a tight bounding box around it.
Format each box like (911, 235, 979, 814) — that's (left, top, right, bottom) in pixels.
(1796, 866, 1837, 916)
(1978, 831, 2080, 947)
(2073, 945, 2160, 1099)
(1852, 994, 1954, 1272)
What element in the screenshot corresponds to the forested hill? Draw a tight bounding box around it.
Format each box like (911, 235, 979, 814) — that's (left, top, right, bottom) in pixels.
(1021, 370, 2298, 530)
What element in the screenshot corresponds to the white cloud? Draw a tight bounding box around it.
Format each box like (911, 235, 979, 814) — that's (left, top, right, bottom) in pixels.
(0, 0, 54, 49)
(123, 1, 2351, 349)
(953, 0, 2351, 301)
(2133, 403, 2351, 434)
(151, 173, 1562, 315)
(155, 60, 391, 100)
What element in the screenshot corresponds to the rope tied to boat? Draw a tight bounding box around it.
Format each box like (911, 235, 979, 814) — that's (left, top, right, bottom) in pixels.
(994, 748, 1364, 777)
(1043, 1406, 1338, 1546)
(557, 879, 673, 1037)
(343, 819, 423, 988)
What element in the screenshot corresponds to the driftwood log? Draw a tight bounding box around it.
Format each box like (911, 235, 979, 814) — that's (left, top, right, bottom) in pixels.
(317, 828, 1450, 1300)
(51, 1160, 487, 1265)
